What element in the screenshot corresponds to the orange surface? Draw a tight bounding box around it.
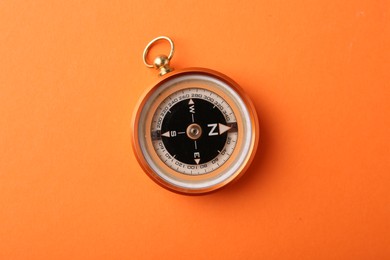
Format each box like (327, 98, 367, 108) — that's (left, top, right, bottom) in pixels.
(0, 0, 389, 259)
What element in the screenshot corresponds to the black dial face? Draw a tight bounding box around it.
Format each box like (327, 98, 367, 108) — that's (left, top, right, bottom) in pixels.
(161, 98, 227, 164)
(151, 88, 238, 175)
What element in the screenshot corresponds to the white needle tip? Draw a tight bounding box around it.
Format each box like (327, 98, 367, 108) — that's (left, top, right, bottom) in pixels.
(218, 123, 231, 135)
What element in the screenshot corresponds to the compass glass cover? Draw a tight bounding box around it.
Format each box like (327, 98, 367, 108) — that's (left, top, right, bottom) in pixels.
(135, 71, 256, 193)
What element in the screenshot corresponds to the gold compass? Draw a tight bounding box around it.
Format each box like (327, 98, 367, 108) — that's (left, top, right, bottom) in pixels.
(132, 36, 259, 194)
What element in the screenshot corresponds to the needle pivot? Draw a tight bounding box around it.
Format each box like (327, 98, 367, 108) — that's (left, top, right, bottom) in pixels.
(186, 123, 202, 140)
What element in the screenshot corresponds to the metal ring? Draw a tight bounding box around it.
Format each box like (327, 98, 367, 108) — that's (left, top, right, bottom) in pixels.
(143, 36, 175, 68)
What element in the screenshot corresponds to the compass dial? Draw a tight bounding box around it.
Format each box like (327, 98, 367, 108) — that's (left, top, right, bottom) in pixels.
(151, 89, 238, 175)
(132, 68, 259, 194)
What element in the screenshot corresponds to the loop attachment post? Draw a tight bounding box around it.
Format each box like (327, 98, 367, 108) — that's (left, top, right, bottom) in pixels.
(143, 36, 174, 76)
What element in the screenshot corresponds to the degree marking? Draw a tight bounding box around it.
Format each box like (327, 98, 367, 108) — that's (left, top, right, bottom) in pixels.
(151, 87, 239, 175)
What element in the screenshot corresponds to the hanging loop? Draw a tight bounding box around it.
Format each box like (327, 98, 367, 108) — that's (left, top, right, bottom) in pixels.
(143, 36, 175, 68)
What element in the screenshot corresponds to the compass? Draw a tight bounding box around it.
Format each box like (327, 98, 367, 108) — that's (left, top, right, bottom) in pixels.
(132, 36, 259, 194)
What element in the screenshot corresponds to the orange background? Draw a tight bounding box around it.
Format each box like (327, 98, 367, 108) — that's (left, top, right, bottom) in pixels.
(1, 0, 389, 259)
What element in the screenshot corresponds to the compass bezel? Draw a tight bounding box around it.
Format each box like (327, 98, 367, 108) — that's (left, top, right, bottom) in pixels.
(132, 68, 259, 195)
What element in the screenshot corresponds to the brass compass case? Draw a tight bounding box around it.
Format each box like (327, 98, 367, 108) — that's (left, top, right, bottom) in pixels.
(132, 37, 259, 195)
